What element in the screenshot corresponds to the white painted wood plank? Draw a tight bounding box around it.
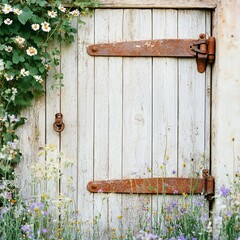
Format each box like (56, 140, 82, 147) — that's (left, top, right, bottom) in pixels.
(204, 11, 211, 170)
(16, 96, 46, 197)
(77, 14, 95, 225)
(105, 10, 123, 236)
(122, 9, 152, 232)
(94, 9, 123, 238)
(60, 18, 78, 202)
(152, 9, 178, 178)
(98, 0, 216, 9)
(178, 10, 207, 177)
(151, 9, 178, 219)
(45, 41, 61, 198)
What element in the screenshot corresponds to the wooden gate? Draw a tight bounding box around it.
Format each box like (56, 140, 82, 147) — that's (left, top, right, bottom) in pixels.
(18, 2, 214, 238)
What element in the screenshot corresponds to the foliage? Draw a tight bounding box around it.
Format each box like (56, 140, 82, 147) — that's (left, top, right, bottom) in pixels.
(0, 0, 98, 180)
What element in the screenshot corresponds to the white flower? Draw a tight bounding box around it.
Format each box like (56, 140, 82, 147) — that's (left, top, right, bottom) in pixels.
(13, 8, 22, 15)
(4, 74, 14, 81)
(26, 47, 38, 56)
(20, 68, 30, 77)
(4, 18, 13, 25)
(41, 22, 51, 32)
(48, 10, 57, 18)
(70, 9, 80, 17)
(0, 59, 4, 71)
(58, 4, 66, 13)
(34, 75, 43, 83)
(11, 87, 18, 95)
(2, 4, 12, 14)
(31, 23, 40, 31)
(15, 36, 25, 44)
(4, 46, 12, 52)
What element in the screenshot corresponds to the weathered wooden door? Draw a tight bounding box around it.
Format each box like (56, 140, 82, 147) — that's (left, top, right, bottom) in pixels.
(19, 2, 214, 238)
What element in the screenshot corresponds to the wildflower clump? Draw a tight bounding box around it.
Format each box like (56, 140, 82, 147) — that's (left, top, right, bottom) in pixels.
(215, 172, 240, 239)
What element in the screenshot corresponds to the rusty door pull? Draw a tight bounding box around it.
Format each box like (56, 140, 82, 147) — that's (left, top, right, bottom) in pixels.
(87, 169, 214, 198)
(53, 113, 65, 132)
(87, 33, 215, 73)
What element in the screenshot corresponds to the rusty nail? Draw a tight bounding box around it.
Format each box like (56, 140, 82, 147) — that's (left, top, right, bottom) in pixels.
(91, 46, 98, 53)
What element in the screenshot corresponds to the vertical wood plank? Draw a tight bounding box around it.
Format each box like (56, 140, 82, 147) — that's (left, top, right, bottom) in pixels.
(94, 9, 123, 238)
(16, 96, 46, 197)
(77, 13, 95, 225)
(152, 9, 178, 178)
(152, 9, 178, 219)
(45, 41, 61, 198)
(106, 10, 123, 236)
(60, 18, 78, 202)
(204, 11, 211, 170)
(178, 10, 207, 177)
(122, 9, 152, 232)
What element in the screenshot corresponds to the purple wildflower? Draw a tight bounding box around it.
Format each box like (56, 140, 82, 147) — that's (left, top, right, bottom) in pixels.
(42, 211, 49, 216)
(165, 205, 171, 213)
(192, 238, 197, 240)
(42, 228, 48, 234)
(21, 224, 30, 233)
(171, 201, 177, 208)
(29, 202, 44, 211)
(173, 189, 178, 195)
(6, 192, 12, 200)
(178, 235, 187, 240)
(220, 185, 230, 197)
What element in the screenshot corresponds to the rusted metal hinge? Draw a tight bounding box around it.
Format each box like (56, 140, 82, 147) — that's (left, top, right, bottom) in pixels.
(87, 33, 215, 73)
(87, 169, 214, 199)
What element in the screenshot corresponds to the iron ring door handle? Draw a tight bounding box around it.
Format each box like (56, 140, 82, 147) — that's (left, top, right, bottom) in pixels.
(53, 113, 65, 132)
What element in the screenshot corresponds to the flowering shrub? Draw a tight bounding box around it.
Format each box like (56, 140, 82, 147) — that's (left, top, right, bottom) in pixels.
(0, 0, 98, 114)
(0, 0, 98, 179)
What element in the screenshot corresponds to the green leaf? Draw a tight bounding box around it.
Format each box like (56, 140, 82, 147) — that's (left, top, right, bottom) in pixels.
(19, 55, 25, 63)
(0, 16, 3, 26)
(12, 52, 20, 64)
(38, 0, 48, 7)
(17, 6, 33, 25)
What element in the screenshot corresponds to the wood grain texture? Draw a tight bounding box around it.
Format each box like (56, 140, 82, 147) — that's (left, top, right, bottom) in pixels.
(122, 8, 152, 232)
(98, 0, 216, 9)
(152, 9, 178, 177)
(61, 18, 78, 202)
(178, 10, 207, 177)
(77, 13, 95, 223)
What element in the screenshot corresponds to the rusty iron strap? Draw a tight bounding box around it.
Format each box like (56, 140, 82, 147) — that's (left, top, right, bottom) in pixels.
(87, 39, 196, 57)
(87, 175, 214, 196)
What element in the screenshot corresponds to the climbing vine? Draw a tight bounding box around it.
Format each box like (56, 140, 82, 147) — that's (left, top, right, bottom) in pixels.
(0, 0, 98, 180)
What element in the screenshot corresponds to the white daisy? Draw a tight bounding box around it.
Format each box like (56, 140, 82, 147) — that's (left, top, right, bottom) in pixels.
(41, 22, 51, 32)
(20, 68, 30, 77)
(31, 23, 40, 31)
(0, 59, 5, 71)
(26, 47, 38, 56)
(48, 10, 57, 18)
(34, 75, 43, 83)
(4, 18, 13, 25)
(15, 36, 25, 44)
(2, 4, 12, 14)
(4, 46, 12, 52)
(58, 4, 66, 13)
(70, 9, 80, 17)
(13, 8, 22, 15)
(4, 74, 14, 81)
